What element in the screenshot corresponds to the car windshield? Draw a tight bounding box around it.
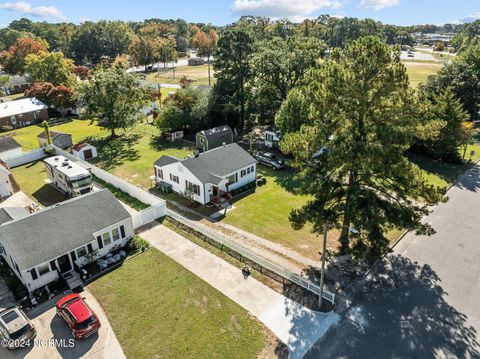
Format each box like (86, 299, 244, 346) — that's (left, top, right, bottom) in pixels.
(76, 315, 95, 330)
(1, 310, 19, 324)
(10, 324, 30, 339)
(71, 176, 92, 189)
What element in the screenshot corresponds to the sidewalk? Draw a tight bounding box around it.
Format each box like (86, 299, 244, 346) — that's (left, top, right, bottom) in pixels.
(139, 223, 339, 359)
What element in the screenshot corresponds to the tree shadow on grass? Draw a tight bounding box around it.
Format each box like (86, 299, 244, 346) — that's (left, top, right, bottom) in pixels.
(408, 152, 473, 188)
(85, 134, 140, 170)
(300, 254, 480, 359)
(257, 166, 306, 195)
(149, 135, 193, 155)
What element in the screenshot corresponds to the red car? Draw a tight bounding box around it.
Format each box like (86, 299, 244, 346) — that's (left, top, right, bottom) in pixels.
(56, 293, 101, 339)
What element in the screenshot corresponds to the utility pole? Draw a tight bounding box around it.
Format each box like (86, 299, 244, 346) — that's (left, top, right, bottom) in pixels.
(318, 222, 328, 309)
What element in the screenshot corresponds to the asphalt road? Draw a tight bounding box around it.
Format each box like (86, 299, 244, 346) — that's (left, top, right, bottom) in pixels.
(306, 164, 480, 359)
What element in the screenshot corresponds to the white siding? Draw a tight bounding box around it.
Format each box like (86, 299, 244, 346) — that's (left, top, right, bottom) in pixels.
(12, 218, 134, 293)
(155, 162, 206, 204)
(0, 170, 13, 197)
(0, 147, 22, 161)
(226, 163, 256, 191)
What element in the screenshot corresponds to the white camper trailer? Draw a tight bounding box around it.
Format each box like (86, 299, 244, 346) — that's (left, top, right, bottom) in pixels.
(44, 156, 93, 197)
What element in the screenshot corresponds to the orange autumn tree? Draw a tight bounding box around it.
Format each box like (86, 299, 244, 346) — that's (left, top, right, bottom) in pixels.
(192, 29, 218, 86)
(0, 37, 47, 75)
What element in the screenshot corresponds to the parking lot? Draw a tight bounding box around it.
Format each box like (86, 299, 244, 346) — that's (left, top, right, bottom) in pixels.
(0, 289, 124, 359)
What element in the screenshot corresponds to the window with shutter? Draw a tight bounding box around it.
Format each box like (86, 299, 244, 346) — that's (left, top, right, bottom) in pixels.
(97, 236, 103, 249)
(120, 225, 126, 238)
(30, 268, 38, 280)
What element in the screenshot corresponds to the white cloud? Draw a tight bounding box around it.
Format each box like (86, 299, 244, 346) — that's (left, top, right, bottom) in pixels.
(231, 0, 343, 21)
(0, 1, 66, 21)
(459, 12, 480, 24)
(358, 0, 399, 11)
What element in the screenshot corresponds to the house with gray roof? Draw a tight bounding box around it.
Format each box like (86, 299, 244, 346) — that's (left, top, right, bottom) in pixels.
(0, 189, 134, 294)
(154, 143, 257, 205)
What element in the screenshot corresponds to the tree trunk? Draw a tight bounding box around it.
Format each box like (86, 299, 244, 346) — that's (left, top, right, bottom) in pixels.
(111, 127, 116, 138)
(338, 171, 356, 254)
(207, 55, 211, 87)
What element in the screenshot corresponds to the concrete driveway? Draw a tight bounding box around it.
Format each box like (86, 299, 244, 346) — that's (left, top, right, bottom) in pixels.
(0, 289, 125, 359)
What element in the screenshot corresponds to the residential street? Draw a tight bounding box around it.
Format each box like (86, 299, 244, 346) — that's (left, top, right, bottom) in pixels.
(306, 164, 480, 359)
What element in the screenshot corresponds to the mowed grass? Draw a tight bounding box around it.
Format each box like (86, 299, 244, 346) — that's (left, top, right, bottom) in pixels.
(223, 167, 328, 259)
(403, 61, 444, 88)
(10, 161, 65, 206)
(2, 119, 109, 150)
(146, 64, 215, 86)
(89, 249, 266, 359)
(90, 123, 192, 187)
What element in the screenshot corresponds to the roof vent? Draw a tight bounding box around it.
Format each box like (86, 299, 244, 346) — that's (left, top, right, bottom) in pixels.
(62, 160, 69, 167)
(54, 157, 59, 161)
(222, 142, 226, 147)
(68, 165, 73, 169)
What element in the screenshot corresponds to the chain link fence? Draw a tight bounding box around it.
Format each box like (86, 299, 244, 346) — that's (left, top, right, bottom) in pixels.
(167, 209, 336, 304)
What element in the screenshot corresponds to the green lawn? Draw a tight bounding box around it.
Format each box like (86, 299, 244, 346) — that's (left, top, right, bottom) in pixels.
(90, 123, 192, 187)
(1, 119, 109, 150)
(146, 65, 215, 86)
(11, 161, 65, 206)
(89, 249, 267, 359)
(403, 61, 443, 88)
(224, 167, 327, 258)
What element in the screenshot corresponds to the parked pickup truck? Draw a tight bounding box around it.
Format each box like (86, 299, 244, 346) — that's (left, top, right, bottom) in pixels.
(253, 152, 285, 170)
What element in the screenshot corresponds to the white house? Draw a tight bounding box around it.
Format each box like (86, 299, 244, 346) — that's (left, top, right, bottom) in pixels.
(0, 160, 19, 199)
(0, 136, 22, 161)
(0, 189, 134, 293)
(154, 143, 257, 206)
(72, 143, 97, 160)
(265, 127, 281, 149)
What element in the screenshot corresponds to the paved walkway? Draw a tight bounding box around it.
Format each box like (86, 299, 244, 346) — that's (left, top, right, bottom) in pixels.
(139, 223, 339, 359)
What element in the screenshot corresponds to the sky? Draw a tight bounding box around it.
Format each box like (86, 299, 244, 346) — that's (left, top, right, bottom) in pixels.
(0, 0, 479, 27)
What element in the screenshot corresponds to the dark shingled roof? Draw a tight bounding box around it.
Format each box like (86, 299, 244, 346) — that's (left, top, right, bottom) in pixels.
(199, 125, 233, 140)
(0, 189, 131, 271)
(154, 155, 180, 168)
(0, 137, 21, 152)
(37, 131, 71, 140)
(159, 143, 256, 184)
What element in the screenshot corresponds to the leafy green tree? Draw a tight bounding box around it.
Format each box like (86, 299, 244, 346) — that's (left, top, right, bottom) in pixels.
(69, 21, 133, 63)
(25, 51, 75, 86)
(128, 35, 160, 70)
(254, 36, 325, 118)
(275, 88, 310, 134)
(420, 40, 480, 119)
(213, 25, 255, 130)
(281, 37, 445, 258)
(155, 104, 185, 134)
(78, 67, 147, 137)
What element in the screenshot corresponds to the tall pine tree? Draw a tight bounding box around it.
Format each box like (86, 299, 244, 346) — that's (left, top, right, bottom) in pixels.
(282, 37, 445, 258)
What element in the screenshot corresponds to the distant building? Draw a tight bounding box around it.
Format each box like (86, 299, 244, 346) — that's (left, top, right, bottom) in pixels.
(0, 136, 22, 161)
(37, 130, 73, 149)
(196, 125, 233, 152)
(0, 98, 48, 129)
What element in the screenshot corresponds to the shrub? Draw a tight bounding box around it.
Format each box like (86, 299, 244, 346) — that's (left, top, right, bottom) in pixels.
(126, 235, 150, 255)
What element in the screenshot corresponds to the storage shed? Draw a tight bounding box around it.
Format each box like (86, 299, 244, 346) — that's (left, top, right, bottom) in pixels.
(72, 143, 97, 160)
(37, 130, 73, 149)
(196, 125, 233, 152)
